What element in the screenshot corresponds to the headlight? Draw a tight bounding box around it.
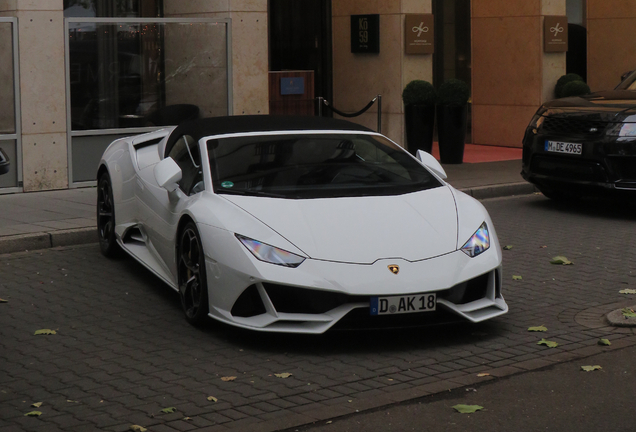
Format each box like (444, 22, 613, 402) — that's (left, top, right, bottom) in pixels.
(236, 234, 305, 268)
(619, 123, 636, 137)
(461, 222, 490, 258)
(528, 113, 545, 131)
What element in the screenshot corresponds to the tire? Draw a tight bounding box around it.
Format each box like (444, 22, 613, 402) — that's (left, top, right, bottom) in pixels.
(97, 172, 121, 257)
(177, 222, 210, 326)
(538, 185, 580, 202)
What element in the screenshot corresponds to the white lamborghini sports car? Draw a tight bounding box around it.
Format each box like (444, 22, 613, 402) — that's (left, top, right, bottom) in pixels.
(97, 116, 508, 333)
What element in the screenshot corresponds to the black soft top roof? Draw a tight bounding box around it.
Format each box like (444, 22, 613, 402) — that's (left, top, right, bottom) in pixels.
(164, 115, 374, 158)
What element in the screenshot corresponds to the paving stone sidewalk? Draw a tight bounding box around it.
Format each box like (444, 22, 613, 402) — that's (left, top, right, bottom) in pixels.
(1, 194, 635, 432)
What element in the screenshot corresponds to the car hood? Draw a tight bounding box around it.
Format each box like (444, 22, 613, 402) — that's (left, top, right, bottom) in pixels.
(221, 186, 458, 264)
(543, 90, 636, 119)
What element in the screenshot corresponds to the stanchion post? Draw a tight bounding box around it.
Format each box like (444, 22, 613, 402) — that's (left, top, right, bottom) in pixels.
(317, 97, 323, 117)
(377, 94, 382, 133)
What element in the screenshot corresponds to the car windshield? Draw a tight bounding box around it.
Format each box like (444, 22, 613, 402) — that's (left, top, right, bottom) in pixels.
(207, 133, 442, 199)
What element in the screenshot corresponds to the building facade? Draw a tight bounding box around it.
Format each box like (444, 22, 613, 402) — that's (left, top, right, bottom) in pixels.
(0, 0, 631, 193)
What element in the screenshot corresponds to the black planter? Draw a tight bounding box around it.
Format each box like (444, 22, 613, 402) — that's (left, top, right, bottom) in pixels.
(437, 104, 468, 164)
(404, 104, 435, 155)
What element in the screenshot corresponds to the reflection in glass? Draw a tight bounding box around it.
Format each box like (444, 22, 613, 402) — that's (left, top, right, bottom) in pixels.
(0, 23, 15, 135)
(68, 20, 228, 130)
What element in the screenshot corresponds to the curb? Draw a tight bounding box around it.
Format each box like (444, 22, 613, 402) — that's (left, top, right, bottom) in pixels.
(0, 182, 539, 254)
(459, 182, 539, 200)
(0, 227, 97, 255)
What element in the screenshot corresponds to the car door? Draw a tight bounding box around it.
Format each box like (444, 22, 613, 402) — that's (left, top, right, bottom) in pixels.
(135, 135, 205, 279)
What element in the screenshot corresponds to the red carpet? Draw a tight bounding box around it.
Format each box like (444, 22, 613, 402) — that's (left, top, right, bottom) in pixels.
(431, 142, 522, 163)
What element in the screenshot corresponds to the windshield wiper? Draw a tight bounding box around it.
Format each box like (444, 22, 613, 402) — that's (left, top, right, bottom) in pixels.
(216, 188, 287, 198)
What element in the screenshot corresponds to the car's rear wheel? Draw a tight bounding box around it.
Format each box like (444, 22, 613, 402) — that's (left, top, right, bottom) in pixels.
(97, 172, 121, 257)
(178, 222, 209, 325)
(538, 184, 580, 201)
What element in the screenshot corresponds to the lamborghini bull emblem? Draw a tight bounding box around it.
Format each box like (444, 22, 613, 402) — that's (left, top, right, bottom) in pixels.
(388, 265, 400, 275)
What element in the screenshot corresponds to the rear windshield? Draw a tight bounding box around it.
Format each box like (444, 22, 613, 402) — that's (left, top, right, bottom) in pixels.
(207, 133, 442, 199)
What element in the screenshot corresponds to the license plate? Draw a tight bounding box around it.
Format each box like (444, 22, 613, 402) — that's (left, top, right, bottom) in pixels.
(370, 293, 436, 315)
(545, 140, 582, 155)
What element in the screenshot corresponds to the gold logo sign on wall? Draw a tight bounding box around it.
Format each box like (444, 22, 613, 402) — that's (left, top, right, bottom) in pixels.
(405, 14, 434, 55)
(544, 16, 568, 53)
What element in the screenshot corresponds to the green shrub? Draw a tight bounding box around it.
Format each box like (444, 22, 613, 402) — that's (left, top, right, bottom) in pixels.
(555, 73, 584, 98)
(402, 80, 436, 106)
(437, 79, 470, 107)
(561, 80, 591, 97)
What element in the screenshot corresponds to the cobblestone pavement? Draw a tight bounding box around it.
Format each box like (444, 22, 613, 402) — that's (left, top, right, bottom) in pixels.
(1, 194, 636, 432)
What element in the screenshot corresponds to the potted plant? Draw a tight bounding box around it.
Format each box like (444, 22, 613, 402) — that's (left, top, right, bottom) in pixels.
(402, 80, 436, 154)
(554, 73, 584, 98)
(436, 79, 470, 164)
(561, 80, 591, 97)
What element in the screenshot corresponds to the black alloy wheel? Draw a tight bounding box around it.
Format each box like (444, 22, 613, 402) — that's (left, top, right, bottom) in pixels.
(97, 172, 120, 257)
(178, 222, 210, 325)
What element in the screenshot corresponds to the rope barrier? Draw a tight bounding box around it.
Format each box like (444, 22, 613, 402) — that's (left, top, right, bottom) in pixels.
(321, 97, 377, 118)
(317, 95, 382, 133)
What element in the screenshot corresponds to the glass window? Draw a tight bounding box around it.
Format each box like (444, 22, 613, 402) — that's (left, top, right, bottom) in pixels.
(67, 19, 228, 130)
(207, 134, 442, 199)
(168, 135, 203, 195)
(0, 22, 15, 135)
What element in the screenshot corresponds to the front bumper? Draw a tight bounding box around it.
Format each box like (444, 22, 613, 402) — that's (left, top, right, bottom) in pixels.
(199, 223, 507, 334)
(522, 130, 636, 192)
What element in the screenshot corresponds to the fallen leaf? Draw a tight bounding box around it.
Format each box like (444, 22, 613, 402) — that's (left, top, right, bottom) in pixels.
(453, 404, 484, 414)
(621, 308, 636, 318)
(537, 338, 559, 348)
(129, 426, 147, 432)
(326, 421, 333, 424)
(550, 256, 572, 265)
(33, 329, 56, 335)
(31, 402, 42, 408)
(220, 376, 237, 382)
(619, 289, 636, 294)
(183, 417, 192, 421)
(581, 365, 602, 372)
(503, 245, 513, 250)
(476, 373, 490, 377)
(528, 325, 547, 332)
(0, 298, 8, 303)
(24, 411, 42, 417)
(598, 338, 611, 346)
(160, 407, 176, 414)
(274, 373, 292, 379)
(207, 396, 218, 402)
(348, 400, 353, 403)
(512, 275, 522, 280)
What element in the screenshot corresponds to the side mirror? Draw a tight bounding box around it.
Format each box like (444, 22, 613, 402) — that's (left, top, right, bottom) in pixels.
(416, 150, 447, 180)
(0, 148, 10, 176)
(154, 157, 182, 192)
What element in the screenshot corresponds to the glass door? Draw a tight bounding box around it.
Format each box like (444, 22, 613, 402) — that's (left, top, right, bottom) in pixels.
(0, 18, 21, 193)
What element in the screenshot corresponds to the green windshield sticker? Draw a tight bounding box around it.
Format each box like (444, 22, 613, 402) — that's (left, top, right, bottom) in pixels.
(221, 181, 234, 188)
